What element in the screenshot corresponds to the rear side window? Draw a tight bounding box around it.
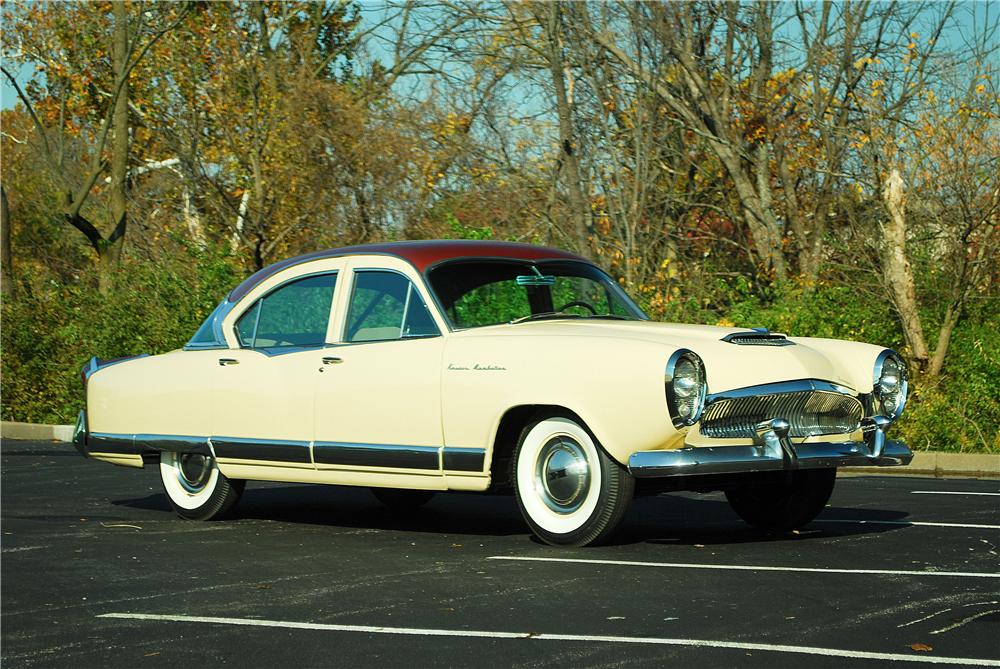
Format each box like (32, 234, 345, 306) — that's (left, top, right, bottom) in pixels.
(346, 271, 440, 342)
(235, 273, 336, 348)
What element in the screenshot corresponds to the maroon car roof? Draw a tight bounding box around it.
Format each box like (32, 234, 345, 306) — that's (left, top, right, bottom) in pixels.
(227, 240, 587, 303)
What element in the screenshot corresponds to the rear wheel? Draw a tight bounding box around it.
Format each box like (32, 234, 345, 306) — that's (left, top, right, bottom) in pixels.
(159, 451, 244, 520)
(370, 488, 435, 510)
(514, 415, 634, 547)
(725, 468, 836, 531)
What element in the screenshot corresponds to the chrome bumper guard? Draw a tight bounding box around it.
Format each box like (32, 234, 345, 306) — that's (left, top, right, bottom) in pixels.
(628, 416, 912, 478)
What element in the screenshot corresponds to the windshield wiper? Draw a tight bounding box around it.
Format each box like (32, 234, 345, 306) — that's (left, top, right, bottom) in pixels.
(509, 312, 634, 324)
(509, 311, 585, 324)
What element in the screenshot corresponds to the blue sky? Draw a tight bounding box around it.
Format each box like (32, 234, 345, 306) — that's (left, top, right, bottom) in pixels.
(2, 1, 994, 112)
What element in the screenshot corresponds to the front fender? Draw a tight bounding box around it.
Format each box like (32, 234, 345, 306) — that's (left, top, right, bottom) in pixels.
(441, 334, 683, 466)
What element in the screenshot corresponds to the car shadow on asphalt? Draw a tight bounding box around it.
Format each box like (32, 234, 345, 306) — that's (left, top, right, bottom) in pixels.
(613, 494, 908, 547)
(111, 483, 909, 546)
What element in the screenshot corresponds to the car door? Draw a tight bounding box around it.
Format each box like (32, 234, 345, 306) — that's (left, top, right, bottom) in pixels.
(211, 265, 344, 471)
(312, 262, 446, 476)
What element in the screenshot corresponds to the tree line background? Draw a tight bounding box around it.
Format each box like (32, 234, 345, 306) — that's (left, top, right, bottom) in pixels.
(1, 1, 997, 451)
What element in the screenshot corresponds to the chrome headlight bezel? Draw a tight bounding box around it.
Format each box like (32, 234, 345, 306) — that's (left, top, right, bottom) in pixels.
(872, 349, 908, 422)
(665, 349, 707, 429)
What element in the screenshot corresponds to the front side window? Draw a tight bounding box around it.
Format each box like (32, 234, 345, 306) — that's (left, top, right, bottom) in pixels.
(346, 271, 440, 342)
(235, 273, 336, 348)
(427, 260, 646, 329)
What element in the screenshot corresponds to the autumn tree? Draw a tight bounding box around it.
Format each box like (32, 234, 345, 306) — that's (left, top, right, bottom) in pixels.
(843, 3, 998, 375)
(2, 1, 189, 291)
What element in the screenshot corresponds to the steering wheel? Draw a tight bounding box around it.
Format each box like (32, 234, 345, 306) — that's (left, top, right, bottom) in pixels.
(556, 300, 598, 315)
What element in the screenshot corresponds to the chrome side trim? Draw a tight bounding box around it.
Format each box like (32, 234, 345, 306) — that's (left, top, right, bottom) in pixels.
(85, 430, 450, 471)
(255, 345, 330, 357)
(88, 433, 212, 457)
(313, 442, 440, 470)
(183, 342, 228, 351)
(136, 434, 213, 456)
(88, 433, 138, 455)
(211, 437, 311, 463)
(628, 439, 912, 478)
(442, 447, 487, 472)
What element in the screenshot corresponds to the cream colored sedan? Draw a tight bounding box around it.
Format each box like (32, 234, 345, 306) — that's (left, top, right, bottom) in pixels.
(74, 240, 912, 546)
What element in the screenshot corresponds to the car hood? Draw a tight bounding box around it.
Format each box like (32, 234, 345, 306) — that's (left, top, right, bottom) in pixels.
(453, 319, 878, 394)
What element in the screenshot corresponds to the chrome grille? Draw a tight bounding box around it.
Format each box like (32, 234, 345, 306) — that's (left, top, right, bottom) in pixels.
(701, 390, 863, 439)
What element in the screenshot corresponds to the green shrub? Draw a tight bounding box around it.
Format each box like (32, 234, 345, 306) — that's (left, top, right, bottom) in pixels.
(719, 284, 998, 453)
(895, 321, 1000, 452)
(1, 244, 237, 424)
(2, 250, 996, 452)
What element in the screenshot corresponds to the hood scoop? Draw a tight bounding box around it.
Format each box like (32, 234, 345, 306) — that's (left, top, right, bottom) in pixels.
(721, 328, 794, 347)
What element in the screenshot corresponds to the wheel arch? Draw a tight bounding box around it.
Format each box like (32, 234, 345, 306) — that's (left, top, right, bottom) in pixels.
(487, 403, 599, 493)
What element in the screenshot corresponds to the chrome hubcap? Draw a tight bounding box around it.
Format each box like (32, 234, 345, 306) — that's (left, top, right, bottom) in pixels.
(173, 453, 211, 493)
(534, 437, 590, 514)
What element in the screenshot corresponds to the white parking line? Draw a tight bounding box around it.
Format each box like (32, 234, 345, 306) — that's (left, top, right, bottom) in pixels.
(816, 519, 1000, 530)
(486, 556, 1000, 579)
(911, 491, 1000, 497)
(97, 613, 1000, 666)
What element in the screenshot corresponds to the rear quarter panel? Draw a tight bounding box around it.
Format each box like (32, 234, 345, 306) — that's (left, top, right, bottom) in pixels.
(87, 350, 217, 437)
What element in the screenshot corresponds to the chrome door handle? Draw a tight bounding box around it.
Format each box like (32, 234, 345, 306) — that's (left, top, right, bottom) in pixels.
(322, 356, 343, 365)
(218, 358, 239, 366)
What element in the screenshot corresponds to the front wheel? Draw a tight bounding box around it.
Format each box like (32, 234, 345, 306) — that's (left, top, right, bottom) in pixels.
(514, 415, 634, 547)
(159, 451, 244, 520)
(725, 468, 836, 531)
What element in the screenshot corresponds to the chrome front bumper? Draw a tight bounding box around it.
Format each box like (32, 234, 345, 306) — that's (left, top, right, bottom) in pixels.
(628, 417, 912, 478)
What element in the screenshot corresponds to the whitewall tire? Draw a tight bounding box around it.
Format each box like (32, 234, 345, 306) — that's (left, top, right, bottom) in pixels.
(159, 451, 244, 520)
(514, 415, 634, 546)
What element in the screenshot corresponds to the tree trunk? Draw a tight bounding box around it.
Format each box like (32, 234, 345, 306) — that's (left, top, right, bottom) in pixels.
(714, 144, 786, 280)
(589, 26, 785, 280)
(775, 143, 817, 281)
(927, 204, 998, 377)
(880, 169, 929, 370)
(101, 0, 131, 295)
(1, 183, 13, 298)
(542, 2, 592, 259)
(928, 302, 960, 378)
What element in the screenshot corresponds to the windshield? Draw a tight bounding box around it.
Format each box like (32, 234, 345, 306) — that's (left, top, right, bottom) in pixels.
(427, 259, 647, 329)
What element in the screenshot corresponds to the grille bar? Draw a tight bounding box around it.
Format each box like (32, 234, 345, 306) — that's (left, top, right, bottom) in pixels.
(701, 390, 863, 439)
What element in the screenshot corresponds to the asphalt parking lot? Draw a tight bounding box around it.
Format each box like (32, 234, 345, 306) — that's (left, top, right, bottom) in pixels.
(2, 440, 998, 668)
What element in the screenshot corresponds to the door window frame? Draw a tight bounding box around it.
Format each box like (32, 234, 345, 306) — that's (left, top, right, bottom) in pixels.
(229, 270, 340, 352)
(340, 266, 444, 345)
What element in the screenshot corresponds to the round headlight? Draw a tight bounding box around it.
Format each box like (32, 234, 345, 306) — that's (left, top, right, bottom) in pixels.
(666, 350, 707, 428)
(873, 350, 908, 421)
